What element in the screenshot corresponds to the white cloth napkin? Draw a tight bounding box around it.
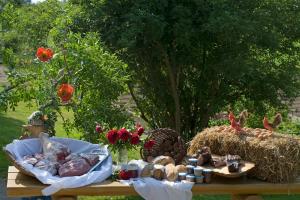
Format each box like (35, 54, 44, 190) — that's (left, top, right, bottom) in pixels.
(5, 137, 112, 196)
(120, 160, 194, 200)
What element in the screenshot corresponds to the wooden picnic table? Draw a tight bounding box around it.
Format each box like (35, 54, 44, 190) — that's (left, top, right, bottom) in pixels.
(6, 166, 300, 200)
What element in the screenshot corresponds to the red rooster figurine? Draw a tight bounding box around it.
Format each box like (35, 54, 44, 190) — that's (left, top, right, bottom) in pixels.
(263, 113, 282, 132)
(228, 110, 248, 133)
(229, 112, 235, 122)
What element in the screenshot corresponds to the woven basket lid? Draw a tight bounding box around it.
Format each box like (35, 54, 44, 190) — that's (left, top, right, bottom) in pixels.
(141, 128, 187, 165)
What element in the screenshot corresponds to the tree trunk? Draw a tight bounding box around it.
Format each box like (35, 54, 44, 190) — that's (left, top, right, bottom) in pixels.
(200, 114, 210, 129)
(165, 58, 181, 135)
(156, 42, 181, 134)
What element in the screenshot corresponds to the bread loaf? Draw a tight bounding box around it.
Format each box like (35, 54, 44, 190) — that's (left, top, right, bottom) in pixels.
(175, 165, 187, 173)
(197, 155, 204, 166)
(153, 164, 165, 180)
(152, 156, 175, 166)
(141, 164, 154, 177)
(165, 164, 178, 181)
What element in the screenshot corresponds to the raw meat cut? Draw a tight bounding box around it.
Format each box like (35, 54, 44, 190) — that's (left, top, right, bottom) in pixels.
(58, 158, 91, 177)
(65, 153, 81, 162)
(35, 159, 59, 175)
(40, 133, 70, 162)
(80, 153, 99, 166)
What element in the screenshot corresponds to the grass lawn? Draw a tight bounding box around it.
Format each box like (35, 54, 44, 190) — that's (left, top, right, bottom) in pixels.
(0, 102, 299, 200)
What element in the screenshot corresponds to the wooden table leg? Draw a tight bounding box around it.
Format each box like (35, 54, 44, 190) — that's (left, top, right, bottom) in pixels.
(231, 194, 263, 200)
(51, 196, 78, 200)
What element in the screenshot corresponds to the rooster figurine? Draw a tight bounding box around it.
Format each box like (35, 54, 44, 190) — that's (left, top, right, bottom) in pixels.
(228, 110, 248, 133)
(263, 113, 282, 132)
(238, 110, 248, 128)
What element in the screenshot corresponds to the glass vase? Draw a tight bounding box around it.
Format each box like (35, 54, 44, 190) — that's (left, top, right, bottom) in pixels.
(117, 146, 128, 165)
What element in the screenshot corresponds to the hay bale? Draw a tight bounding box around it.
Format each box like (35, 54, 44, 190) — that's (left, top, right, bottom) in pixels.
(188, 125, 300, 183)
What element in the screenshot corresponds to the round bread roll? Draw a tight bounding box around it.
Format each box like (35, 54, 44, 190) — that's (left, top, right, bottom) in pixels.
(140, 164, 154, 177)
(165, 164, 178, 182)
(175, 165, 187, 173)
(152, 164, 165, 180)
(152, 156, 175, 166)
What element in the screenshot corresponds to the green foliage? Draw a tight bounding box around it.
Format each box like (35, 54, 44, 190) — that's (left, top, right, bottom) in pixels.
(1, 0, 63, 67)
(1, 0, 300, 142)
(0, 1, 131, 142)
(278, 120, 300, 135)
(74, 0, 300, 140)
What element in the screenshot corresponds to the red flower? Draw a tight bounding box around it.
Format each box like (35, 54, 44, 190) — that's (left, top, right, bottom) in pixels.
(144, 139, 155, 150)
(106, 129, 119, 144)
(130, 133, 140, 145)
(36, 47, 54, 62)
(135, 123, 144, 136)
(95, 124, 103, 133)
(137, 127, 144, 136)
(119, 170, 131, 180)
(118, 128, 130, 142)
(57, 84, 74, 103)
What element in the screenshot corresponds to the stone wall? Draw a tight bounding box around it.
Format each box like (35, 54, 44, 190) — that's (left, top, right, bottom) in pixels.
(290, 97, 300, 117)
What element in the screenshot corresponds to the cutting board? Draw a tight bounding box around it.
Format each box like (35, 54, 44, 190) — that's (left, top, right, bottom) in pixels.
(202, 155, 255, 178)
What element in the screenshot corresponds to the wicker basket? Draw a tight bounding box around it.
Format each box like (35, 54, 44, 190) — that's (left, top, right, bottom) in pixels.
(140, 128, 186, 165)
(4, 149, 35, 177)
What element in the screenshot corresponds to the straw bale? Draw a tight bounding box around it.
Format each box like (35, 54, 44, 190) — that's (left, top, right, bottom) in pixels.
(188, 125, 300, 183)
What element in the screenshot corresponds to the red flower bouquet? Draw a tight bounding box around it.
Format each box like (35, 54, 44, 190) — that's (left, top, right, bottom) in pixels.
(97, 123, 155, 164)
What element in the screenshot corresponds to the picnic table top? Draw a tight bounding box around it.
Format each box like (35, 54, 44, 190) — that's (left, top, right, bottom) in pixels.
(6, 166, 300, 197)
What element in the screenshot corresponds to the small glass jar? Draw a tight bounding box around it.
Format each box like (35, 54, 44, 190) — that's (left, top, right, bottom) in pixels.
(186, 165, 195, 175)
(188, 158, 198, 167)
(194, 167, 203, 176)
(186, 175, 196, 182)
(195, 175, 204, 184)
(127, 164, 139, 178)
(203, 169, 213, 183)
(178, 172, 187, 181)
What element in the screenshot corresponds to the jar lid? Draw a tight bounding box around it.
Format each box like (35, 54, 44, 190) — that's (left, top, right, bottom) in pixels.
(127, 164, 138, 170)
(203, 169, 213, 173)
(120, 164, 128, 170)
(186, 175, 195, 178)
(186, 165, 195, 168)
(188, 158, 198, 162)
(121, 163, 139, 171)
(194, 167, 203, 171)
(178, 172, 187, 176)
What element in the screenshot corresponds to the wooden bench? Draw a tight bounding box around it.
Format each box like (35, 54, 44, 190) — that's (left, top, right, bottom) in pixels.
(6, 166, 300, 200)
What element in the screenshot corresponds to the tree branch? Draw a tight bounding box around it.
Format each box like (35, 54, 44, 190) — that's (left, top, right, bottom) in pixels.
(127, 82, 150, 124)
